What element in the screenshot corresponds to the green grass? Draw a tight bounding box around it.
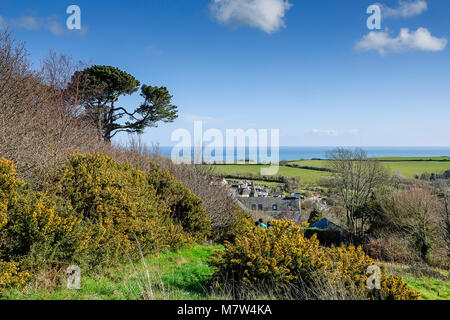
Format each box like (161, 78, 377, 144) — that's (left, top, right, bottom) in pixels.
(1, 244, 223, 300)
(380, 262, 450, 300)
(382, 161, 450, 178)
(372, 156, 450, 161)
(211, 164, 327, 185)
(403, 276, 450, 300)
(3, 245, 448, 300)
(211, 159, 450, 185)
(287, 159, 450, 179)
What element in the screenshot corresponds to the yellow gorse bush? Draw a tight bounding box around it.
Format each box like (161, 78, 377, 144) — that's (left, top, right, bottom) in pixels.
(145, 160, 211, 241)
(0, 158, 81, 272)
(213, 219, 420, 300)
(0, 152, 211, 289)
(0, 259, 30, 291)
(0, 160, 31, 290)
(213, 219, 330, 290)
(0, 159, 23, 230)
(53, 152, 210, 266)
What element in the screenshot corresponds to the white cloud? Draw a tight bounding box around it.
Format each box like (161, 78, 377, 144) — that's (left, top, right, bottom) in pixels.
(209, 0, 292, 34)
(2, 15, 66, 35)
(310, 129, 361, 137)
(379, 0, 428, 18)
(15, 16, 42, 30)
(311, 129, 340, 137)
(355, 28, 447, 54)
(0, 16, 5, 29)
(45, 18, 65, 35)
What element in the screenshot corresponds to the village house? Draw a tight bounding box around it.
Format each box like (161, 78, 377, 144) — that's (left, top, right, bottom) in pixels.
(238, 196, 304, 222)
(222, 179, 304, 222)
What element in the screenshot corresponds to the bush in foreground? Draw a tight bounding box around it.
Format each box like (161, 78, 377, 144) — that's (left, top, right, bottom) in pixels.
(1, 153, 211, 291)
(0, 158, 81, 276)
(211, 219, 420, 300)
(52, 152, 210, 266)
(0, 260, 30, 291)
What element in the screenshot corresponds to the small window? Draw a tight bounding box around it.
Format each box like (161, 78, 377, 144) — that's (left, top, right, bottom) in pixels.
(258, 204, 263, 211)
(251, 204, 257, 210)
(272, 204, 278, 211)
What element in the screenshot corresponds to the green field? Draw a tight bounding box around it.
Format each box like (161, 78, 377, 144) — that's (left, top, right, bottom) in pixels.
(211, 165, 326, 185)
(210, 157, 450, 185)
(372, 156, 450, 161)
(287, 159, 450, 179)
(382, 161, 450, 178)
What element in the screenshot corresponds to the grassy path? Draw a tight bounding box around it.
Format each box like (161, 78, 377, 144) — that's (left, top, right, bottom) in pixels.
(2, 245, 448, 300)
(1, 245, 223, 300)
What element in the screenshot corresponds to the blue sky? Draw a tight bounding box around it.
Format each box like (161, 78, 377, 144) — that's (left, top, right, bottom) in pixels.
(1, 0, 449, 146)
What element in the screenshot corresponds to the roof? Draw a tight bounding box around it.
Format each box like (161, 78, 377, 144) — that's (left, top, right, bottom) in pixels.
(310, 218, 342, 231)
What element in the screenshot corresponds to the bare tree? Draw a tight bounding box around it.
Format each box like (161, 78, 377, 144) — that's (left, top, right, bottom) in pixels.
(326, 148, 389, 239)
(0, 30, 100, 188)
(444, 190, 450, 262)
(382, 187, 443, 264)
(435, 180, 450, 262)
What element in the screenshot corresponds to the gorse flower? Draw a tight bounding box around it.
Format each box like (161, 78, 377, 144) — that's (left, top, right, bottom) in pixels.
(212, 219, 420, 300)
(0, 153, 210, 290)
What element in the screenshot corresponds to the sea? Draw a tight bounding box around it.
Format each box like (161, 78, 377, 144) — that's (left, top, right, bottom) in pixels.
(152, 146, 450, 162)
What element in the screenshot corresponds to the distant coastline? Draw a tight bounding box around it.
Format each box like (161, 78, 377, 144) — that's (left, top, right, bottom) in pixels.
(152, 146, 450, 162)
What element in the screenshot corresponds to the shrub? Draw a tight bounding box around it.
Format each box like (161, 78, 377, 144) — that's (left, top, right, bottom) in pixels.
(380, 275, 420, 300)
(211, 220, 331, 297)
(160, 161, 239, 242)
(52, 152, 209, 266)
(2, 191, 81, 269)
(307, 208, 323, 224)
(212, 219, 419, 300)
(102, 141, 228, 241)
(145, 161, 211, 241)
(1, 152, 212, 289)
(325, 245, 419, 300)
(227, 210, 260, 243)
(0, 158, 81, 272)
(365, 233, 420, 264)
(380, 187, 445, 266)
(116, 138, 237, 241)
(0, 259, 30, 291)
